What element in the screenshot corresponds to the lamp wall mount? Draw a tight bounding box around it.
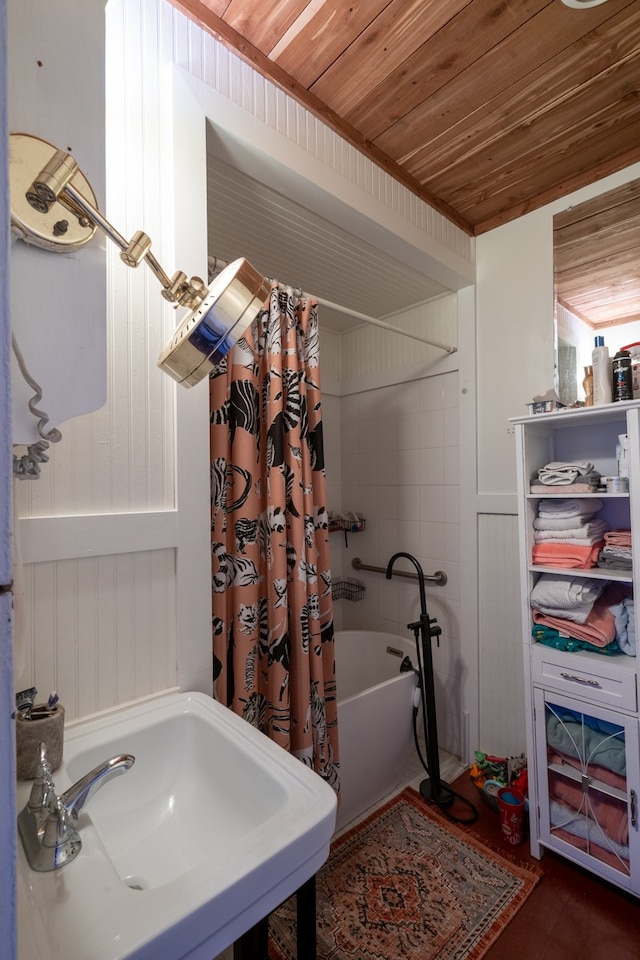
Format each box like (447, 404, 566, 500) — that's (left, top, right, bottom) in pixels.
(10, 133, 208, 311)
(10, 133, 98, 252)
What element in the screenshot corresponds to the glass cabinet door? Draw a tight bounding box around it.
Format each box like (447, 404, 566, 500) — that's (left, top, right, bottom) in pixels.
(534, 689, 640, 887)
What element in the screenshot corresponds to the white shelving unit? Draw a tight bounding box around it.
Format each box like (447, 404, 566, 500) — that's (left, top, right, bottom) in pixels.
(512, 400, 640, 894)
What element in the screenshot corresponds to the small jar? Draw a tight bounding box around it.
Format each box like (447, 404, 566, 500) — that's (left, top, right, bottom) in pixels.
(612, 350, 632, 402)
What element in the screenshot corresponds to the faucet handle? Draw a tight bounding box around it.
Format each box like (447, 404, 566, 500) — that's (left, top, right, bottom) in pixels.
(27, 742, 56, 814)
(42, 796, 82, 868)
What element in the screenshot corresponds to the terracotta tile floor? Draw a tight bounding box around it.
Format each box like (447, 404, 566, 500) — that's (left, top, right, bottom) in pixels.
(440, 770, 640, 960)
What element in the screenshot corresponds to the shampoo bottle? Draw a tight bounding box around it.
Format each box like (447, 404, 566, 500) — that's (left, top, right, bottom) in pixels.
(592, 336, 612, 405)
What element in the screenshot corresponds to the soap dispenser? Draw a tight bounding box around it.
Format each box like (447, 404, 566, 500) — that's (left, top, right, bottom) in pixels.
(592, 336, 612, 405)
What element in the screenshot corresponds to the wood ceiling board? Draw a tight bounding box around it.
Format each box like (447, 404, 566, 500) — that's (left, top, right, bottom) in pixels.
(425, 72, 640, 202)
(372, 0, 632, 161)
(173, 0, 640, 233)
(475, 144, 640, 235)
(437, 102, 640, 229)
(199, 0, 228, 15)
(222, 0, 307, 55)
(307, 0, 473, 118)
(557, 265, 640, 315)
(554, 201, 640, 261)
(271, 0, 391, 88)
(554, 178, 640, 229)
(345, 0, 551, 143)
(554, 177, 640, 329)
(402, 7, 640, 184)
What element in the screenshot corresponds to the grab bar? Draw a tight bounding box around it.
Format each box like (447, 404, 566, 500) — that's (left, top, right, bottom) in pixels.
(351, 557, 447, 587)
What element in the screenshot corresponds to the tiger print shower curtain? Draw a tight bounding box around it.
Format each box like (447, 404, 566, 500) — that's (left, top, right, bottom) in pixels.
(209, 283, 340, 793)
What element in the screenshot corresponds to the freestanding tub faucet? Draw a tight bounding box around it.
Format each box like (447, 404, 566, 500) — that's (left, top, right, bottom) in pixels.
(18, 742, 135, 872)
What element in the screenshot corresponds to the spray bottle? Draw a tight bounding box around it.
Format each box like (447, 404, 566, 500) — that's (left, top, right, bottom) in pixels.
(592, 336, 612, 405)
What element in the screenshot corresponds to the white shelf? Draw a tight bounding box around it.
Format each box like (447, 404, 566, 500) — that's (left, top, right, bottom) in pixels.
(529, 564, 632, 583)
(526, 492, 629, 500)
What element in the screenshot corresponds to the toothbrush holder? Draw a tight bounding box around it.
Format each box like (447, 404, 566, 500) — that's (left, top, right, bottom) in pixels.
(16, 704, 65, 779)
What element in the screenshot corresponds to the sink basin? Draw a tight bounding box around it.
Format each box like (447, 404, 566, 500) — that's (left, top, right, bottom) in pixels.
(17, 691, 337, 960)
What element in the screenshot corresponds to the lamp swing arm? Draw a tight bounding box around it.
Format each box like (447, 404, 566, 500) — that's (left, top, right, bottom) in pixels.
(10, 132, 270, 388)
(26, 148, 206, 309)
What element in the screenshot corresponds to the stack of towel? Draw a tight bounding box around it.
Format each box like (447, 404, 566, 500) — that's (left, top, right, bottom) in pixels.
(532, 498, 608, 568)
(546, 707, 629, 871)
(530, 573, 634, 655)
(598, 529, 633, 571)
(530, 461, 601, 494)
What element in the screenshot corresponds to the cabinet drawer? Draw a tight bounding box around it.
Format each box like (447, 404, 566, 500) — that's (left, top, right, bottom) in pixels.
(531, 650, 637, 711)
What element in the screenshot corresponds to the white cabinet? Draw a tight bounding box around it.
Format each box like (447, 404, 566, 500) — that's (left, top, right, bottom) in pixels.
(533, 689, 640, 891)
(512, 400, 640, 895)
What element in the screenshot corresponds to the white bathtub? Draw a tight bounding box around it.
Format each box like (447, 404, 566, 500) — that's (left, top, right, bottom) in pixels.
(334, 630, 418, 832)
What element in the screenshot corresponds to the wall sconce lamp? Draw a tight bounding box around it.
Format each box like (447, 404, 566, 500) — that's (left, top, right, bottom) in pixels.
(9, 133, 270, 387)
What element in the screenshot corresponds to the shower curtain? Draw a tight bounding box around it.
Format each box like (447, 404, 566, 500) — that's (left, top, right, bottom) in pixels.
(209, 283, 339, 793)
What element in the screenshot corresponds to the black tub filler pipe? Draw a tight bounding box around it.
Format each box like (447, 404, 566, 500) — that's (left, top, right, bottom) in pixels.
(386, 551, 478, 824)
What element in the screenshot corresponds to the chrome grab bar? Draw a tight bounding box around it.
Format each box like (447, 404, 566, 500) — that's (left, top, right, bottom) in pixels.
(351, 557, 447, 587)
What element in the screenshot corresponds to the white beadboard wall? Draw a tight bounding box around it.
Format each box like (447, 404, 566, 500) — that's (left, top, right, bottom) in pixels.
(341, 294, 457, 381)
(477, 512, 525, 757)
(14, 0, 472, 724)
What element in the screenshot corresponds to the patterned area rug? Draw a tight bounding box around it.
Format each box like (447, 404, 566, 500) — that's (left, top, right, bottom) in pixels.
(269, 787, 540, 960)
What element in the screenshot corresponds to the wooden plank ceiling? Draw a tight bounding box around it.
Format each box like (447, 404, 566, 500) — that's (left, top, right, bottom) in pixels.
(554, 176, 640, 329)
(170, 0, 640, 238)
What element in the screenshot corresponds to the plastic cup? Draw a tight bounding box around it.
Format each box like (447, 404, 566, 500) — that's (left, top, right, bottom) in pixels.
(497, 786, 526, 845)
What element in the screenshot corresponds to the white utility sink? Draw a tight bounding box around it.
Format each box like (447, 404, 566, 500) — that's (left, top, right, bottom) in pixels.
(17, 691, 337, 960)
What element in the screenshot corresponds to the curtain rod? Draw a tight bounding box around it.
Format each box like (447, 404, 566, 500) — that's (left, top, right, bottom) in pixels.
(207, 256, 457, 355)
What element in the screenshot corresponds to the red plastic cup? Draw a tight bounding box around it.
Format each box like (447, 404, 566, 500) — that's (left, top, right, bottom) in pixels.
(497, 786, 526, 845)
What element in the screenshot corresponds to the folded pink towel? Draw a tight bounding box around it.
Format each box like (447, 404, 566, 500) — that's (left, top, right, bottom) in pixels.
(604, 529, 632, 547)
(551, 824, 628, 872)
(532, 541, 603, 568)
(549, 771, 628, 845)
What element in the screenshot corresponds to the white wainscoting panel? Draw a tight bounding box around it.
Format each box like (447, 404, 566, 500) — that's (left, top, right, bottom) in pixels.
(477, 512, 526, 757)
(16, 549, 177, 722)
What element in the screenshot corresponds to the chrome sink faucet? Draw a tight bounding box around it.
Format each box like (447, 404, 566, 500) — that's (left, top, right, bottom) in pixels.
(18, 742, 135, 872)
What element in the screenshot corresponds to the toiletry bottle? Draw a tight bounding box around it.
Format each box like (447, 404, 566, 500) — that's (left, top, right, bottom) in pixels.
(612, 349, 632, 402)
(592, 336, 612, 405)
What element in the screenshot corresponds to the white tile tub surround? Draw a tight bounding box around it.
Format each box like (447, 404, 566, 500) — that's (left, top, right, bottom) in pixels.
(339, 369, 461, 755)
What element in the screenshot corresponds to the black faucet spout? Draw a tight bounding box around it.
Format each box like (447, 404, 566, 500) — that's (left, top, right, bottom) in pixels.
(386, 551, 428, 617)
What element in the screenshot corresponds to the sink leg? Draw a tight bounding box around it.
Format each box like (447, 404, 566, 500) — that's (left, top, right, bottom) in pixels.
(233, 874, 316, 960)
(233, 917, 268, 960)
(296, 875, 316, 960)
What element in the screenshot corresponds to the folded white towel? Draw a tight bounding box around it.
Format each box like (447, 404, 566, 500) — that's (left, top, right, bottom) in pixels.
(537, 461, 594, 485)
(534, 515, 596, 531)
(534, 520, 609, 543)
(542, 461, 594, 474)
(538, 498, 603, 519)
(530, 574, 607, 623)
